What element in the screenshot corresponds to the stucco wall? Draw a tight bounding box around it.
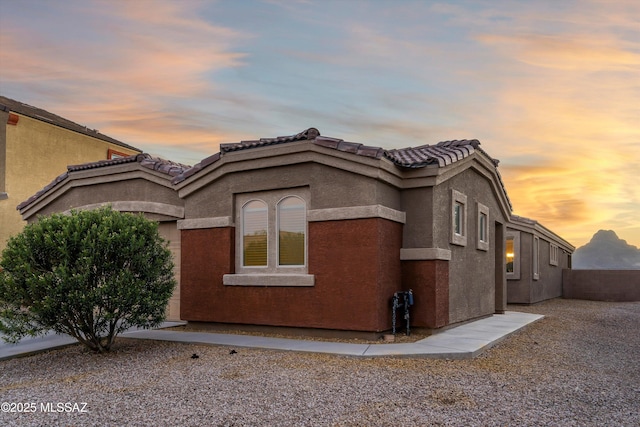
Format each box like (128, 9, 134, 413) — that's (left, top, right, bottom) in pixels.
(183, 162, 402, 218)
(431, 167, 507, 324)
(401, 187, 434, 248)
(159, 222, 182, 321)
(507, 230, 571, 304)
(1, 114, 139, 252)
(563, 269, 640, 301)
(31, 179, 182, 220)
(180, 218, 403, 332)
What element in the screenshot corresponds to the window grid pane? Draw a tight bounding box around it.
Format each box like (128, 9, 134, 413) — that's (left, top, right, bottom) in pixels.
(454, 203, 463, 235)
(278, 197, 305, 266)
(243, 201, 268, 266)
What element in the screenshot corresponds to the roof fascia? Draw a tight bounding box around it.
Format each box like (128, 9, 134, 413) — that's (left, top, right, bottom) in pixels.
(507, 218, 575, 252)
(176, 141, 406, 198)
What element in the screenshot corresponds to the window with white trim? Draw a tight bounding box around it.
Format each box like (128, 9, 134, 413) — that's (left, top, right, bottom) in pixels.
(550, 243, 559, 266)
(533, 236, 540, 280)
(234, 189, 310, 276)
(278, 196, 306, 266)
(477, 202, 489, 251)
(506, 231, 520, 279)
(451, 190, 467, 246)
(242, 200, 268, 267)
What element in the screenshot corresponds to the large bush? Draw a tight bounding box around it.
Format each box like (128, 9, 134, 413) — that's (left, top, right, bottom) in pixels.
(0, 207, 176, 353)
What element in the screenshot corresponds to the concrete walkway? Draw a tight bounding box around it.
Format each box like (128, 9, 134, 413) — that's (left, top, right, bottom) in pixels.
(1, 312, 543, 361)
(0, 322, 185, 361)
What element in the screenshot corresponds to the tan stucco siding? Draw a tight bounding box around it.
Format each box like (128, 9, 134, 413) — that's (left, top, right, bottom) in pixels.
(159, 222, 181, 321)
(1, 114, 139, 251)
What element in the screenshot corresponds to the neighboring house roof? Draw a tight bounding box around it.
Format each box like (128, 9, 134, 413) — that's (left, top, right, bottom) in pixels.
(172, 127, 499, 184)
(0, 95, 141, 153)
(17, 154, 190, 211)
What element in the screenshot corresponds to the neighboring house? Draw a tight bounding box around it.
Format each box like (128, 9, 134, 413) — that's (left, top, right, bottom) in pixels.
(506, 215, 574, 304)
(0, 95, 141, 253)
(17, 128, 574, 332)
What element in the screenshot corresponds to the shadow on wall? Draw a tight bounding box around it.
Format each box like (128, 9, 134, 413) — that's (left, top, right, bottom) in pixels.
(563, 269, 640, 302)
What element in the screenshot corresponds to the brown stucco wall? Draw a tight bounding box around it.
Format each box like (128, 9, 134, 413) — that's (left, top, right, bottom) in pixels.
(401, 260, 449, 328)
(179, 218, 403, 332)
(30, 178, 182, 220)
(508, 231, 571, 304)
(401, 187, 434, 248)
(563, 269, 640, 301)
(431, 167, 507, 324)
(184, 162, 402, 218)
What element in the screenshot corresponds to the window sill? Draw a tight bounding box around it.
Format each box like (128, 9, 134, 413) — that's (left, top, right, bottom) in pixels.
(223, 274, 315, 287)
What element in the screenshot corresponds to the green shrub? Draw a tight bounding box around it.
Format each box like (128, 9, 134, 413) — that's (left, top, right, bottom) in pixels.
(0, 207, 176, 353)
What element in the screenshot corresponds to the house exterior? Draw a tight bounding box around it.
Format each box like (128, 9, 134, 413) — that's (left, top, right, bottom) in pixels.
(17, 153, 189, 321)
(0, 95, 141, 253)
(506, 215, 574, 304)
(17, 127, 573, 333)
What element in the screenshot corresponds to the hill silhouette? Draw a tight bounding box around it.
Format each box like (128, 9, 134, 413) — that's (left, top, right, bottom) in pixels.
(573, 230, 640, 269)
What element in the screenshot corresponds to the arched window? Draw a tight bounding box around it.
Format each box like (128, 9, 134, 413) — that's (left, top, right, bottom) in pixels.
(277, 196, 306, 266)
(242, 200, 268, 267)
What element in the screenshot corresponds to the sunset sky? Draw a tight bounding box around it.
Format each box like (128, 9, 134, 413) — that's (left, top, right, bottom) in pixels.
(1, 0, 638, 248)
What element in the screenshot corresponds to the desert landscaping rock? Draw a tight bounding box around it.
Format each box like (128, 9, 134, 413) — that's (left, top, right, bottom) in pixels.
(1, 299, 638, 426)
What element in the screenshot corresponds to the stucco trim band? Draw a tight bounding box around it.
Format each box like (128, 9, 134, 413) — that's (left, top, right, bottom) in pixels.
(400, 248, 452, 261)
(223, 274, 315, 287)
(177, 216, 234, 229)
(307, 205, 406, 224)
(65, 201, 184, 218)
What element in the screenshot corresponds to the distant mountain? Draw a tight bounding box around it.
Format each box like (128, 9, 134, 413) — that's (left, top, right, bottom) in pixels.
(573, 230, 640, 270)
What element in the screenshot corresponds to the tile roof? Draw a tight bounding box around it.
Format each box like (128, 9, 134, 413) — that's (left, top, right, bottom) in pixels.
(173, 128, 497, 184)
(0, 95, 141, 153)
(17, 154, 190, 211)
(385, 139, 482, 168)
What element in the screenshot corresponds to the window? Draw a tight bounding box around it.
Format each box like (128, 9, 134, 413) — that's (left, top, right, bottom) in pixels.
(550, 243, 559, 266)
(233, 189, 310, 277)
(451, 190, 467, 246)
(242, 200, 268, 267)
(278, 197, 306, 266)
(506, 231, 520, 279)
(477, 202, 489, 251)
(107, 149, 130, 159)
(533, 236, 540, 280)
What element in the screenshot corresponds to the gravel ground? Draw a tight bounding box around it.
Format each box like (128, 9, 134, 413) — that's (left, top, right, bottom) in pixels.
(1, 298, 639, 426)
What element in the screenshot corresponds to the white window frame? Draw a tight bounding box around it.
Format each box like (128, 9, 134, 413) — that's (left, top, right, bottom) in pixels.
(224, 188, 313, 287)
(240, 199, 269, 269)
(506, 231, 520, 280)
(451, 189, 467, 246)
(533, 235, 540, 280)
(276, 196, 307, 268)
(477, 202, 489, 251)
(550, 243, 559, 266)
